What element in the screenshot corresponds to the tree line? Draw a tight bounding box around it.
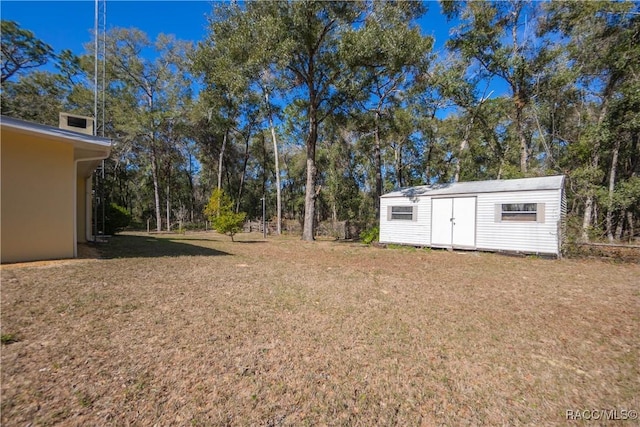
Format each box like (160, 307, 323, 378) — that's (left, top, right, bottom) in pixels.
(2, 1, 638, 242)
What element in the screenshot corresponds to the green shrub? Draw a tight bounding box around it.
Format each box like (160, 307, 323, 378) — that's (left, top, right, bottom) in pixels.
(204, 189, 247, 241)
(105, 203, 131, 235)
(359, 225, 379, 244)
(213, 211, 246, 241)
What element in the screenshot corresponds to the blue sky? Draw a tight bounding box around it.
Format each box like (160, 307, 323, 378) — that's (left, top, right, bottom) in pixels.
(2, 1, 507, 108)
(1, 1, 213, 55)
(2, 1, 454, 57)
(2, 0, 511, 178)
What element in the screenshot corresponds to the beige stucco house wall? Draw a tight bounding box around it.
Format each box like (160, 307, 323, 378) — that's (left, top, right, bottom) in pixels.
(1, 115, 111, 263)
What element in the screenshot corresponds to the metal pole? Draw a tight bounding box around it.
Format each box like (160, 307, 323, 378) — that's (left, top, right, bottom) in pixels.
(93, 0, 98, 137)
(101, 0, 106, 139)
(101, 160, 105, 236)
(93, 0, 99, 241)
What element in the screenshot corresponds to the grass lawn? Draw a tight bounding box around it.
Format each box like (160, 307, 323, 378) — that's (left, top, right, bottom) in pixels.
(1, 231, 638, 426)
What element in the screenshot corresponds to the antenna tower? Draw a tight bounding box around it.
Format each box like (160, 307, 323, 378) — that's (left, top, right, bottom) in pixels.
(93, 0, 107, 240)
(94, 0, 106, 137)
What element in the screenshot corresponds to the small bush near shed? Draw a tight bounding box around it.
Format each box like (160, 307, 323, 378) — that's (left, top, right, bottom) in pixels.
(359, 225, 379, 244)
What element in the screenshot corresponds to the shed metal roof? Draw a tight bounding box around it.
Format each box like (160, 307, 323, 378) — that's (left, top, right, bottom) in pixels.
(381, 175, 565, 198)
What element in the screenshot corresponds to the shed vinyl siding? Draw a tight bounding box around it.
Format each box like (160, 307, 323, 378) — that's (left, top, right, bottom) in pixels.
(379, 176, 564, 256)
(380, 197, 430, 245)
(559, 188, 567, 253)
(380, 189, 562, 254)
(476, 189, 562, 255)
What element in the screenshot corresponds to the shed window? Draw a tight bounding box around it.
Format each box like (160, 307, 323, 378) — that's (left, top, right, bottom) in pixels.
(499, 203, 545, 222)
(388, 206, 416, 221)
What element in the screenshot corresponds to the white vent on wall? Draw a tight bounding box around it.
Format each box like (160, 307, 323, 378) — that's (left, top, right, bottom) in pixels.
(59, 112, 94, 136)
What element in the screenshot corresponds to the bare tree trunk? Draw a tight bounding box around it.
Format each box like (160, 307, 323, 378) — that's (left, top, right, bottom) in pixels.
(186, 151, 195, 223)
(225, 168, 232, 193)
(533, 105, 555, 169)
(236, 131, 250, 214)
(582, 85, 611, 242)
(150, 147, 162, 232)
(582, 174, 598, 242)
(626, 211, 634, 242)
(615, 211, 625, 240)
(332, 199, 337, 223)
(455, 114, 476, 182)
(454, 94, 490, 182)
(497, 143, 509, 180)
(166, 182, 170, 232)
(373, 111, 383, 221)
(266, 90, 282, 235)
(509, 6, 528, 175)
(424, 144, 432, 184)
(217, 130, 227, 191)
(394, 140, 404, 188)
(606, 139, 621, 241)
(581, 190, 594, 234)
(454, 132, 469, 183)
(302, 110, 318, 241)
(516, 105, 528, 173)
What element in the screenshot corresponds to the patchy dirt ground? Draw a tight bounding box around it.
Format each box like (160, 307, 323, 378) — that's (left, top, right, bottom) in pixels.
(1, 231, 639, 426)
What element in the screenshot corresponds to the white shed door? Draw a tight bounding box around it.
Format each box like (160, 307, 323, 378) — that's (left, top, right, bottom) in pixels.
(431, 197, 476, 248)
(431, 198, 453, 246)
(451, 197, 476, 247)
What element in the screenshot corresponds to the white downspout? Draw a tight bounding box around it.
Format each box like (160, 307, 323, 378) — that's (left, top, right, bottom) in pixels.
(74, 156, 108, 258)
(86, 175, 93, 242)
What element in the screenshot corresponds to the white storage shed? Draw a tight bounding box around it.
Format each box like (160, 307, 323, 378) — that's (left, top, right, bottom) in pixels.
(379, 175, 566, 257)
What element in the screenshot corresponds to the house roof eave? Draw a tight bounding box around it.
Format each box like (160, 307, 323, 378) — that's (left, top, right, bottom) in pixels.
(1, 115, 112, 152)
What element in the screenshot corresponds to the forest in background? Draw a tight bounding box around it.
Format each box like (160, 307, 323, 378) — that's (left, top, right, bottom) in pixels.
(1, 0, 639, 243)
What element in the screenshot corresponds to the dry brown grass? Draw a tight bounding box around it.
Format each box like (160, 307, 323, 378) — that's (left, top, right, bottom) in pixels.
(1, 231, 639, 426)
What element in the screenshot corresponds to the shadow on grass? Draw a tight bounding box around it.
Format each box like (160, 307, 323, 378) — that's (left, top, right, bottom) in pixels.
(162, 236, 267, 245)
(98, 234, 230, 259)
(159, 237, 222, 242)
(146, 233, 269, 245)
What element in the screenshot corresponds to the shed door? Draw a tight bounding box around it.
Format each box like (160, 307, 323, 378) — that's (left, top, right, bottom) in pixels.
(451, 197, 476, 247)
(431, 197, 476, 248)
(431, 198, 453, 246)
